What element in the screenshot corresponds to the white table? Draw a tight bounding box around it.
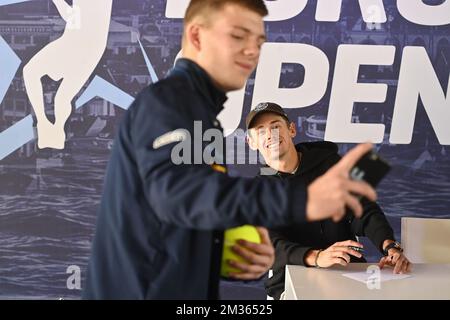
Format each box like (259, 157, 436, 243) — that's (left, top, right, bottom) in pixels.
(284, 263, 450, 300)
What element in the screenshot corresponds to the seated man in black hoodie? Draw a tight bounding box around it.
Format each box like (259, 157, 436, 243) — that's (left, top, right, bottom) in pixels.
(245, 102, 411, 300)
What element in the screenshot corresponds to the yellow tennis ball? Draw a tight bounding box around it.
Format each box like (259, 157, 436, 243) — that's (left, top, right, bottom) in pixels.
(221, 225, 261, 277)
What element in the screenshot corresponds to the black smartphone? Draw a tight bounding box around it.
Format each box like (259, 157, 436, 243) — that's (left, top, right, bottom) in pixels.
(350, 150, 391, 188)
(345, 150, 391, 221)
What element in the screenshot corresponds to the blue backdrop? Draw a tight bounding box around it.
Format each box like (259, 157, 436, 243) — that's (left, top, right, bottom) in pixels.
(0, 0, 449, 299)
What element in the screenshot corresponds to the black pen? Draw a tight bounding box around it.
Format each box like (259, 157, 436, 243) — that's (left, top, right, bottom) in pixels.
(348, 246, 364, 253)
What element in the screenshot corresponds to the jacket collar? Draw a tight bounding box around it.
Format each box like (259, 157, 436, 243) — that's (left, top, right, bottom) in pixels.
(171, 58, 228, 115)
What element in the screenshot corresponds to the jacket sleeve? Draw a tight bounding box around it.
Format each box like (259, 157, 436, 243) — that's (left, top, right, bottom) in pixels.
(351, 199, 395, 253)
(127, 87, 308, 230)
(269, 229, 313, 267)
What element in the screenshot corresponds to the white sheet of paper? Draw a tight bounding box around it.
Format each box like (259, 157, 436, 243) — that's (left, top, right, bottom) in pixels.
(342, 268, 412, 284)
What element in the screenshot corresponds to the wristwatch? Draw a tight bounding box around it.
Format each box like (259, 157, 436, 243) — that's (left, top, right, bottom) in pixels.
(383, 241, 403, 256)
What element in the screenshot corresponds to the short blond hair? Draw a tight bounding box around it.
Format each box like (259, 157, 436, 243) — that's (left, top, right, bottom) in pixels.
(184, 0, 268, 25)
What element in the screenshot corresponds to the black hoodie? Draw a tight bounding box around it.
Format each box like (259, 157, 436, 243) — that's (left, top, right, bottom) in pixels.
(261, 141, 395, 300)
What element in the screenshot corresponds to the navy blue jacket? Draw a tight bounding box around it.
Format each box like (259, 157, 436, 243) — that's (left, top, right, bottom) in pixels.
(83, 59, 309, 299)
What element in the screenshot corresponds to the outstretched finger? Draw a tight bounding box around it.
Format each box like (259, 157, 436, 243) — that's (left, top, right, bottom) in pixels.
(345, 180, 377, 202)
(331, 143, 373, 173)
(344, 194, 364, 218)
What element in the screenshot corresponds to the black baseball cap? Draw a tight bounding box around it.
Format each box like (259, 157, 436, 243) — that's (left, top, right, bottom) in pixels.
(246, 102, 289, 129)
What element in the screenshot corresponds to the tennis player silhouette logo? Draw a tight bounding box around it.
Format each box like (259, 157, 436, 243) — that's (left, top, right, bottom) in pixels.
(23, 0, 113, 149)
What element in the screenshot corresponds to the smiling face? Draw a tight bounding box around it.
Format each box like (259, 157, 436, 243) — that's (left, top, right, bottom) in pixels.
(247, 112, 297, 163)
(183, 3, 266, 92)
